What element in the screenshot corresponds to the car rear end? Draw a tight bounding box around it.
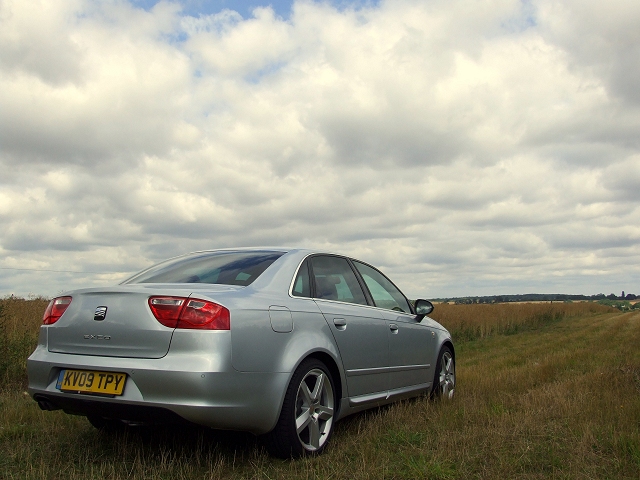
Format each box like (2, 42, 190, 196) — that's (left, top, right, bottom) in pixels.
(27, 250, 293, 434)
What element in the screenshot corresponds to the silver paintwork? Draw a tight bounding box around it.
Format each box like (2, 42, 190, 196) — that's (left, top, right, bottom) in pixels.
(28, 248, 454, 436)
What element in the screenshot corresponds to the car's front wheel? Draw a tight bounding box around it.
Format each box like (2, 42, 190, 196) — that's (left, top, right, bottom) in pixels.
(432, 346, 455, 400)
(265, 358, 335, 458)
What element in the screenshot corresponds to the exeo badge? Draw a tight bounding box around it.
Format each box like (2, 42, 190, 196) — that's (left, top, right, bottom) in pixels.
(93, 306, 107, 321)
(83, 334, 111, 340)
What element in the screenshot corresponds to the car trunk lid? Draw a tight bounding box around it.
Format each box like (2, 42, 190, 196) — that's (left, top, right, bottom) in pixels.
(46, 285, 237, 358)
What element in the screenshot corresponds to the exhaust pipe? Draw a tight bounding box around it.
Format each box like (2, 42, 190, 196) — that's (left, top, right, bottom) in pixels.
(34, 395, 60, 411)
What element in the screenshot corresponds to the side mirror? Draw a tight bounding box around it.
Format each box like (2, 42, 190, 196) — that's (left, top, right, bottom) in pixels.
(414, 299, 434, 321)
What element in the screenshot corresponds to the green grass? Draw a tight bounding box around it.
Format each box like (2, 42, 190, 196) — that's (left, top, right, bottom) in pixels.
(1, 299, 639, 478)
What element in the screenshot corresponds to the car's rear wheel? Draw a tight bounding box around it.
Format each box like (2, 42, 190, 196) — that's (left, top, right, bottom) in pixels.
(432, 346, 455, 400)
(265, 358, 335, 458)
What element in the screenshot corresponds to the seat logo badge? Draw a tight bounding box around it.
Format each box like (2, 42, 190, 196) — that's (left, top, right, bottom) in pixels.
(94, 306, 108, 321)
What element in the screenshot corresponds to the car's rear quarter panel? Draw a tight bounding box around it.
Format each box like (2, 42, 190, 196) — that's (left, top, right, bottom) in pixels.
(229, 296, 340, 373)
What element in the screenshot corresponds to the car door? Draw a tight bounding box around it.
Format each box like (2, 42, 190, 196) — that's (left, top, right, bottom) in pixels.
(308, 255, 389, 401)
(352, 261, 435, 392)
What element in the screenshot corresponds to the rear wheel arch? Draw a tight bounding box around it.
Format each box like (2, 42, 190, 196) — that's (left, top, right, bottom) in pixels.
(270, 350, 344, 432)
(265, 356, 338, 458)
(304, 351, 343, 413)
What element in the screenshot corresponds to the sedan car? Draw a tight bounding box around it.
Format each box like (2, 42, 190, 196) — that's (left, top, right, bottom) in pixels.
(28, 248, 455, 458)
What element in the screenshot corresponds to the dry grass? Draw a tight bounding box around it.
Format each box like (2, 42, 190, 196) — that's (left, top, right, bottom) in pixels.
(1, 298, 639, 479)
(429, 301, 614, 341)
(0, 296, 49, 391)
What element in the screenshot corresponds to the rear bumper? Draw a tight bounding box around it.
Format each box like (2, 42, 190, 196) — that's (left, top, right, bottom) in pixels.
(27, 342, 289, 434)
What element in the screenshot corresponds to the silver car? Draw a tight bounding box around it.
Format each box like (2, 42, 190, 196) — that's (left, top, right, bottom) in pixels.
(28, 248, 455, 458)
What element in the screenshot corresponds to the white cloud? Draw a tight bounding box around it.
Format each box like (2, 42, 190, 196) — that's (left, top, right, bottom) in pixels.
(1, 0, 639, 298)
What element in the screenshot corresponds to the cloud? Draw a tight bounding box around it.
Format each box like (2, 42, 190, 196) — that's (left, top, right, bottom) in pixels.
(1, 0, 639, 298)
(536, 0, 640, 105)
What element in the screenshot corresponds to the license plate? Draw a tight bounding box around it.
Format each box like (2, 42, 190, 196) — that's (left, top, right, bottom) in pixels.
(56, 369, 127, 396)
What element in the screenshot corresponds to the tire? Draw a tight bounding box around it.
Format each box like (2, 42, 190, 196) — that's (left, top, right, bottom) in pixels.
(431, 346, 455, 400)
(265, 358, 336, 459)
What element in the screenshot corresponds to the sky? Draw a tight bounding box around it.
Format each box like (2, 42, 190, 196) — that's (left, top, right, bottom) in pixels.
(0, 0, 639, 299)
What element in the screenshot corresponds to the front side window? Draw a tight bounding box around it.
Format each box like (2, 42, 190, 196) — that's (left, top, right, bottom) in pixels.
(309, 256, 367, 306)
(123, 251, 284, 287)
(353, 261, 411, 313)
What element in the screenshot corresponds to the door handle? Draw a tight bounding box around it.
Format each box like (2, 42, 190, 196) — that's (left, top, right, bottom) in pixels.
(333, 318, 347, 330)
(389, 323, 399, 334)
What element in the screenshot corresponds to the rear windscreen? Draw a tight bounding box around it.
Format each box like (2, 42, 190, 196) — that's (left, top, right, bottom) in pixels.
(122, 251, 285, 286)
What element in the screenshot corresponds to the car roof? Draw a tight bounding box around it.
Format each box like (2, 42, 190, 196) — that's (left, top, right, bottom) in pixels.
(185, 247, 346, 258)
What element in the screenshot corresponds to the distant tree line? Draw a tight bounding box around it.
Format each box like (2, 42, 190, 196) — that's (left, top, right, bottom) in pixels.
(434, 292, 638, 305)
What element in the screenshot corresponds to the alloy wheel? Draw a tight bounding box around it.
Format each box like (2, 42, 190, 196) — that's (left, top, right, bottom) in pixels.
(438, 350, 455, 400)
(294, 368, 334, 451)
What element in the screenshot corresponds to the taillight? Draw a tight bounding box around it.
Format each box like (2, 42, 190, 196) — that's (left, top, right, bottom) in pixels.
(42, 296, 72, 325)
(148, 296, 230, 330)
(180, 299, 230, 330)
(148, 297, 186, 328)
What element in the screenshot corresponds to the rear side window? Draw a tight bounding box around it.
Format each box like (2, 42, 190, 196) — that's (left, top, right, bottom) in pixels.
(309, 256, 367, 306)
(292, 259, 311, 297)
(123, 251, 284, 287)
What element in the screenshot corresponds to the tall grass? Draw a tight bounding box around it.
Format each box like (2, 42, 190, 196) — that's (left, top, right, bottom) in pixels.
(0, 296, 49, 391)
(430, 301, 615, 341)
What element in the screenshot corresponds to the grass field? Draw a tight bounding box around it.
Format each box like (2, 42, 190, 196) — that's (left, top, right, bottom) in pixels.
(1, 298, 639, 479)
